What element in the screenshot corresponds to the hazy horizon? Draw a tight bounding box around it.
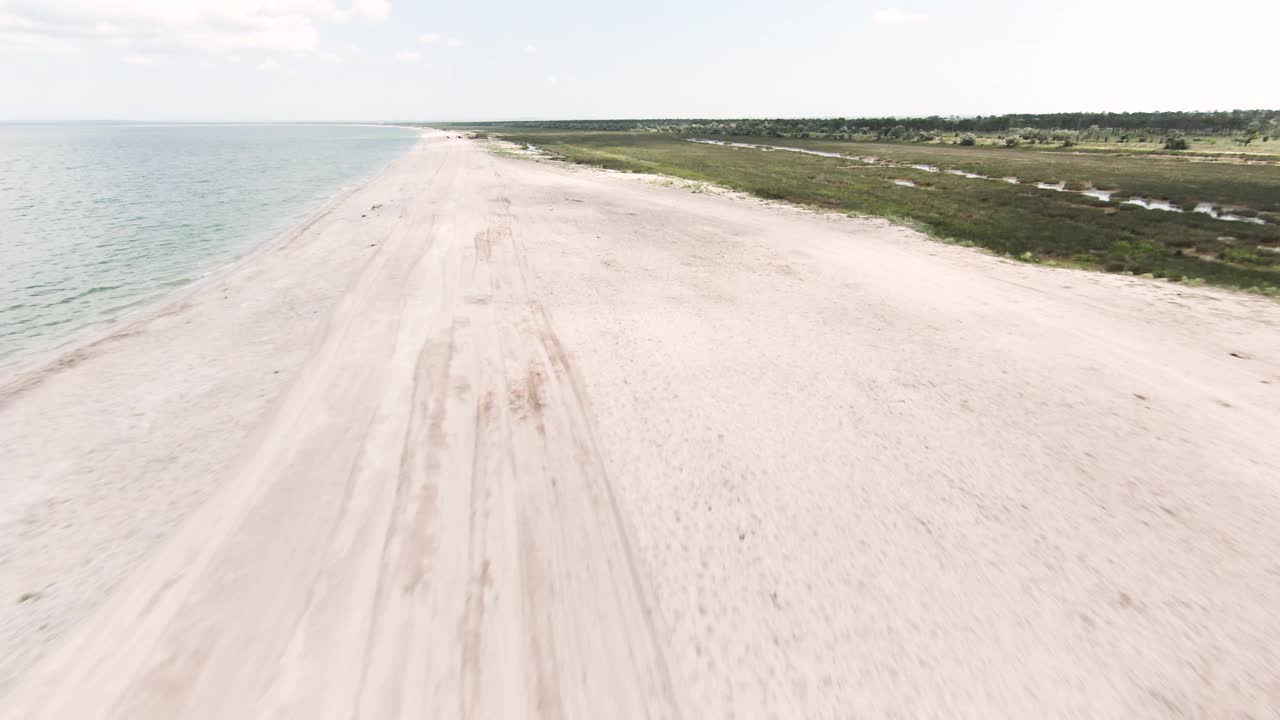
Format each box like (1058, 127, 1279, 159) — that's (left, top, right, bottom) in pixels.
(8, 107, 1280, 126)
(5, 109, 1280, 127)
(2, 0, 1277, 122)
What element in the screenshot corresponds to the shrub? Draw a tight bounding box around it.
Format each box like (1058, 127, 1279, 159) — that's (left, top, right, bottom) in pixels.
(1011, 127, 1050, 145)
(959, 133, 976, 146)
(1221, 247, 1268, 266)
(1164, 132, 1190, 150)
(1005, 136, 1022, 147)
(1105, 239, 1164, 273)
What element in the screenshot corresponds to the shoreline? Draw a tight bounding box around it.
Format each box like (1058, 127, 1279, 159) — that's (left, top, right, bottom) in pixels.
(0, 127, 426, 387)
(0, 131, 428, 694)
(3, 131, 1279, 716)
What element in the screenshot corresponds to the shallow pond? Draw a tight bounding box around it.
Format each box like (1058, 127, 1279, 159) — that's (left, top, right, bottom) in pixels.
(1193, 203, 1266, 224)
(1123, 197, 1182, 212)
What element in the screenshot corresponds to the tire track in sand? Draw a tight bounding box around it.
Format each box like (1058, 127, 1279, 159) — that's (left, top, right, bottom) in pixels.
(1, 132, 682, 720)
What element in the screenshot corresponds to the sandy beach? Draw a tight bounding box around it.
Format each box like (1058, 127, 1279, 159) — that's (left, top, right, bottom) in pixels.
(2, 129, 1280, 718)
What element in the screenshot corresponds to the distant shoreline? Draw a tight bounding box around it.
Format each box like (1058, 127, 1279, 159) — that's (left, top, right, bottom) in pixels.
(0, 121, 417, 127)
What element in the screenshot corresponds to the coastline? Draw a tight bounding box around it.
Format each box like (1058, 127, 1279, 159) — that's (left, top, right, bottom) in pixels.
(2, 130, 1280, 716)
(0, 123, 421, 379)
(0, 130, 426, 693)
(1, 161, 368, 387)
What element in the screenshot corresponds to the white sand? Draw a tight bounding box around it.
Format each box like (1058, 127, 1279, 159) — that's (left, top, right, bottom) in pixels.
(2, 129, 1280, 718)
(0, 137, 428, 692)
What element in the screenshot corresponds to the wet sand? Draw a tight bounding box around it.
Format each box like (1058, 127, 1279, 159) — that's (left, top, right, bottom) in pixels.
(2, 130, 1280, 718)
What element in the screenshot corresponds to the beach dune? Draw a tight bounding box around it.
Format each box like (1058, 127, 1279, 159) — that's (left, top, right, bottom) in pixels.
(3, 130, 1280, 718)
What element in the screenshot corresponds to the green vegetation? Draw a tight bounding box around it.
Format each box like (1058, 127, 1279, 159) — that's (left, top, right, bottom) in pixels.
(449, 110, 1280, 156)
(452, 110, 1280, 135)
(680, 136, 1280, 212)
(457, 127, 1280, 295)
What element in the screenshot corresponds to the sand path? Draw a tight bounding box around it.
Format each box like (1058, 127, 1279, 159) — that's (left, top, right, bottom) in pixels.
(2, 130, 1280, 718)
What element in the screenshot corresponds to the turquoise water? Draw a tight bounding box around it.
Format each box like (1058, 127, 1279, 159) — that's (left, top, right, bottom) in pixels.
(0, 124, 418, 366)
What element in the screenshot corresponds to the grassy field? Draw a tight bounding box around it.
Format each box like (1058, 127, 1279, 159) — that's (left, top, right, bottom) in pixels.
(722, 136, 1280, 213)
(455, 128, 1280, 295)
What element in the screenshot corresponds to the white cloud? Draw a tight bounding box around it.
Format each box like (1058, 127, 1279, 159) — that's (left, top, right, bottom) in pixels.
(395, 49, 419, 62)
(524, 44, 537, 54)
(0, 31, 75, 51)
(257, 57, 281, 71)
(420, 32, 462, 48)
(547, 74, 558, 86)
(122, 52, 161, 65)
(323, 39, 366, 63)
(349, 0, 389, 20)
(0, 0, 390, 56)
(873, 8, 929, 24)
(185, 25, 318, 53)
(0, 8, 75, 51)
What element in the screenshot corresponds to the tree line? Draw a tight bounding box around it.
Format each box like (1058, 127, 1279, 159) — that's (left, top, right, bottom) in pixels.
(462, 110, 1280, 138)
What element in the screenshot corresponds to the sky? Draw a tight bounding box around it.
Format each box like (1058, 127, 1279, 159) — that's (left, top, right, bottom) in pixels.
(1, 0, 1277, 122)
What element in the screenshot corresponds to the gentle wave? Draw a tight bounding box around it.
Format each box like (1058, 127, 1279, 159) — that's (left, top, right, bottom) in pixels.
(0, 124, 417, 365)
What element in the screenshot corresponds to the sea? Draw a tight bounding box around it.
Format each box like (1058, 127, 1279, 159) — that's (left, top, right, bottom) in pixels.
(0, 123, 419, 367)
